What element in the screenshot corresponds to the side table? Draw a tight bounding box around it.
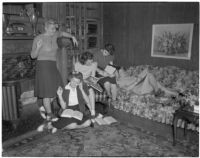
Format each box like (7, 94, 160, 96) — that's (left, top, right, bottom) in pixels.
(173, 109, 199, 146)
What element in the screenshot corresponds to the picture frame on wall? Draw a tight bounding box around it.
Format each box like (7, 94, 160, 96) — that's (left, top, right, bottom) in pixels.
(151, 23, 194, 60)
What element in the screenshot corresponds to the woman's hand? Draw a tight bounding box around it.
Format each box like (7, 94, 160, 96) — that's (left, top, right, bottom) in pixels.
(57, 86, 63, 96)
(72, 36, 78, 47)
(61, 32, 78, 47)
(36, 39, 43, 50)
(78, 82, 83, 91)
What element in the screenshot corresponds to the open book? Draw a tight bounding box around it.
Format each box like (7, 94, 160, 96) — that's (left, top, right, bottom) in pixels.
(85, 76, 104, 92)
(95, 116, 118, 125)
(61, 109, 83, 121)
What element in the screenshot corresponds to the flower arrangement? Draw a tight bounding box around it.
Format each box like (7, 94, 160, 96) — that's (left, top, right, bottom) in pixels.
(157, 31, 187, 55)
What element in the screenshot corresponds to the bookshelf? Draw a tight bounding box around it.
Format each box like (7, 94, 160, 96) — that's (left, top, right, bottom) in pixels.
(65, 3, 103, 53)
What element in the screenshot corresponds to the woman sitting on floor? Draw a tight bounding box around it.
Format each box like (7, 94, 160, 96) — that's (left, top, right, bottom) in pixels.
(37, 72, 92, 133)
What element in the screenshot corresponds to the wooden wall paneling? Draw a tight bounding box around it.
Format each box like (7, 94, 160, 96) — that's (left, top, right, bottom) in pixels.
(103, 2, 199, 70)
(42, 2, 66, 24)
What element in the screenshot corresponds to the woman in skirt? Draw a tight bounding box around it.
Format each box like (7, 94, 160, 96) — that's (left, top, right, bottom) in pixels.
(51, 72, 92, 132)
(31, 19, 78, 121)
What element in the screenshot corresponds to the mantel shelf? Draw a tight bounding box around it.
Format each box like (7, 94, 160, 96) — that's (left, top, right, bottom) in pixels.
(3, 36, 34, 40)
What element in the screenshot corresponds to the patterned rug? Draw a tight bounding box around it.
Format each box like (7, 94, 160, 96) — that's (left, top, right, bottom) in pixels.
(2, 122, 199, 157)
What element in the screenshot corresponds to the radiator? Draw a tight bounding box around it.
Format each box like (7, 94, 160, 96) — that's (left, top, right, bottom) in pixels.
(2, 83, 20, 121)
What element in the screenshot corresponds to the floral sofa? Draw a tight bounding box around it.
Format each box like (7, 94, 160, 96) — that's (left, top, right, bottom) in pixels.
(114, 65, 199, 132)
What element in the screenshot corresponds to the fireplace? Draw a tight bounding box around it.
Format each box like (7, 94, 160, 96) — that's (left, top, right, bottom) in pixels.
(2, 53, 36, 126)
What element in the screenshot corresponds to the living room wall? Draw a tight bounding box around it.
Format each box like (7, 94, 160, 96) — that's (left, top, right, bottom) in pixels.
(103, 2, 199, 70)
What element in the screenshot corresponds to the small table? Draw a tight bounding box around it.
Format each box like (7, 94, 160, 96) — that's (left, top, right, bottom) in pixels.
(173, 109, 199, 146)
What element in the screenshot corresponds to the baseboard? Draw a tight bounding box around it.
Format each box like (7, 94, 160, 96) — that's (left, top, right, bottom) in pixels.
(109, 107, 198, 144)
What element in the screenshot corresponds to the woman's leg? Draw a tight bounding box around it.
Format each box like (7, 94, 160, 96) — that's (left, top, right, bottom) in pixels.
(110, 84, 117, 101)
(43, 97, 57, 121)
(89, 88, 95, 116)
(104, 82, 111, 98)
(147, 73, 177, 96)
(146, 73, 159, 92)
(63, 120, 91, 129)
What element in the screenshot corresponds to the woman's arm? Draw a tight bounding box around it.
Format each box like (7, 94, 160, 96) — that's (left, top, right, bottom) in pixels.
(60, 32, 78, 46)
(31, 38, 43, 59)
(57, 87, 67, 109)
(96, 67, 109, 77)
(78, 83, 91, 111)
(91, 62, 97, 77)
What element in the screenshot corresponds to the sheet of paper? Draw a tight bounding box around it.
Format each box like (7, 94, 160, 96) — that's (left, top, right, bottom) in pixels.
(104, 65, 116, 75)
(103, 116, 117, 124)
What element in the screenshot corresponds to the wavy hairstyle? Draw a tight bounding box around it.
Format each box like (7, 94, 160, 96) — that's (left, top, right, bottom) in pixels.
(105, 43, 115, 55)
(79, 51, 94, 65)
(68, 71, 83, 82)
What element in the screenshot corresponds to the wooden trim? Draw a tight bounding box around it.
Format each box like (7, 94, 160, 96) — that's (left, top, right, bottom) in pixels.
(109, 107, 199, 144)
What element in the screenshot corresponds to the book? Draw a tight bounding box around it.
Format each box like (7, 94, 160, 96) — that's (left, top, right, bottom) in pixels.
(104, 65, 117, 75)
(85, 76, 104, 93)
(61, 109, 83, 121)
(95, 116, 118, 125)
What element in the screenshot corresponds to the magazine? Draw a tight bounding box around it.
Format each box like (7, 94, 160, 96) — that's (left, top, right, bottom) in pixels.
(95, 116, 118, 125)
(61, 109, 83, 120)
(85, 76, 104, 92)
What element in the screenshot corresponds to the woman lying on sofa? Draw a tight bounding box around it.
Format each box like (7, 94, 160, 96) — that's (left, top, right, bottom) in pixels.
(117, 68, 178, 97)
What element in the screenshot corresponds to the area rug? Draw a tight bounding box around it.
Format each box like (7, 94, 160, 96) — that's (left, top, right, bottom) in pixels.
(2, 122, 198, 157)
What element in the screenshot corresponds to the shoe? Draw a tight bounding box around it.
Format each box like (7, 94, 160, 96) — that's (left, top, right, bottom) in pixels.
(47, 113, 58, 122)
(51, 127, 57, 133)
(96, 113, 103, 119)
(91, 119, 95, 123)
(37, 120, 50, 132)
(37, 124, 46, 132)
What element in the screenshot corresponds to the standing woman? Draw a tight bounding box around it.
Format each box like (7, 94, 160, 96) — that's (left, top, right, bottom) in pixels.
(31, 19, 78, 121)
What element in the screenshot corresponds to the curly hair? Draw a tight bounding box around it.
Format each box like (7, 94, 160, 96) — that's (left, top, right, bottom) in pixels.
(105, 43, 115, 55)
(44, 18, 58, 28)
(79, 51, 94, 65)
(68, 71, 83, 82)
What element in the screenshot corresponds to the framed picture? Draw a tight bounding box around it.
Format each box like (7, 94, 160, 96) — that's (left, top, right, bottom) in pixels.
(151, 23, 194, 60)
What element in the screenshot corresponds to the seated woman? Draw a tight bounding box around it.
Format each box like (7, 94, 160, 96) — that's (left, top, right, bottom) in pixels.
(37, 72, 92, 133)
(117, 68, 178, 96)
(74, 52, 97, 116)
(93, 43, 118, 101)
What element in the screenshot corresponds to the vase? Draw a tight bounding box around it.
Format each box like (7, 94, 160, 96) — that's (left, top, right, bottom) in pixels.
(28, 9, 39, 36)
